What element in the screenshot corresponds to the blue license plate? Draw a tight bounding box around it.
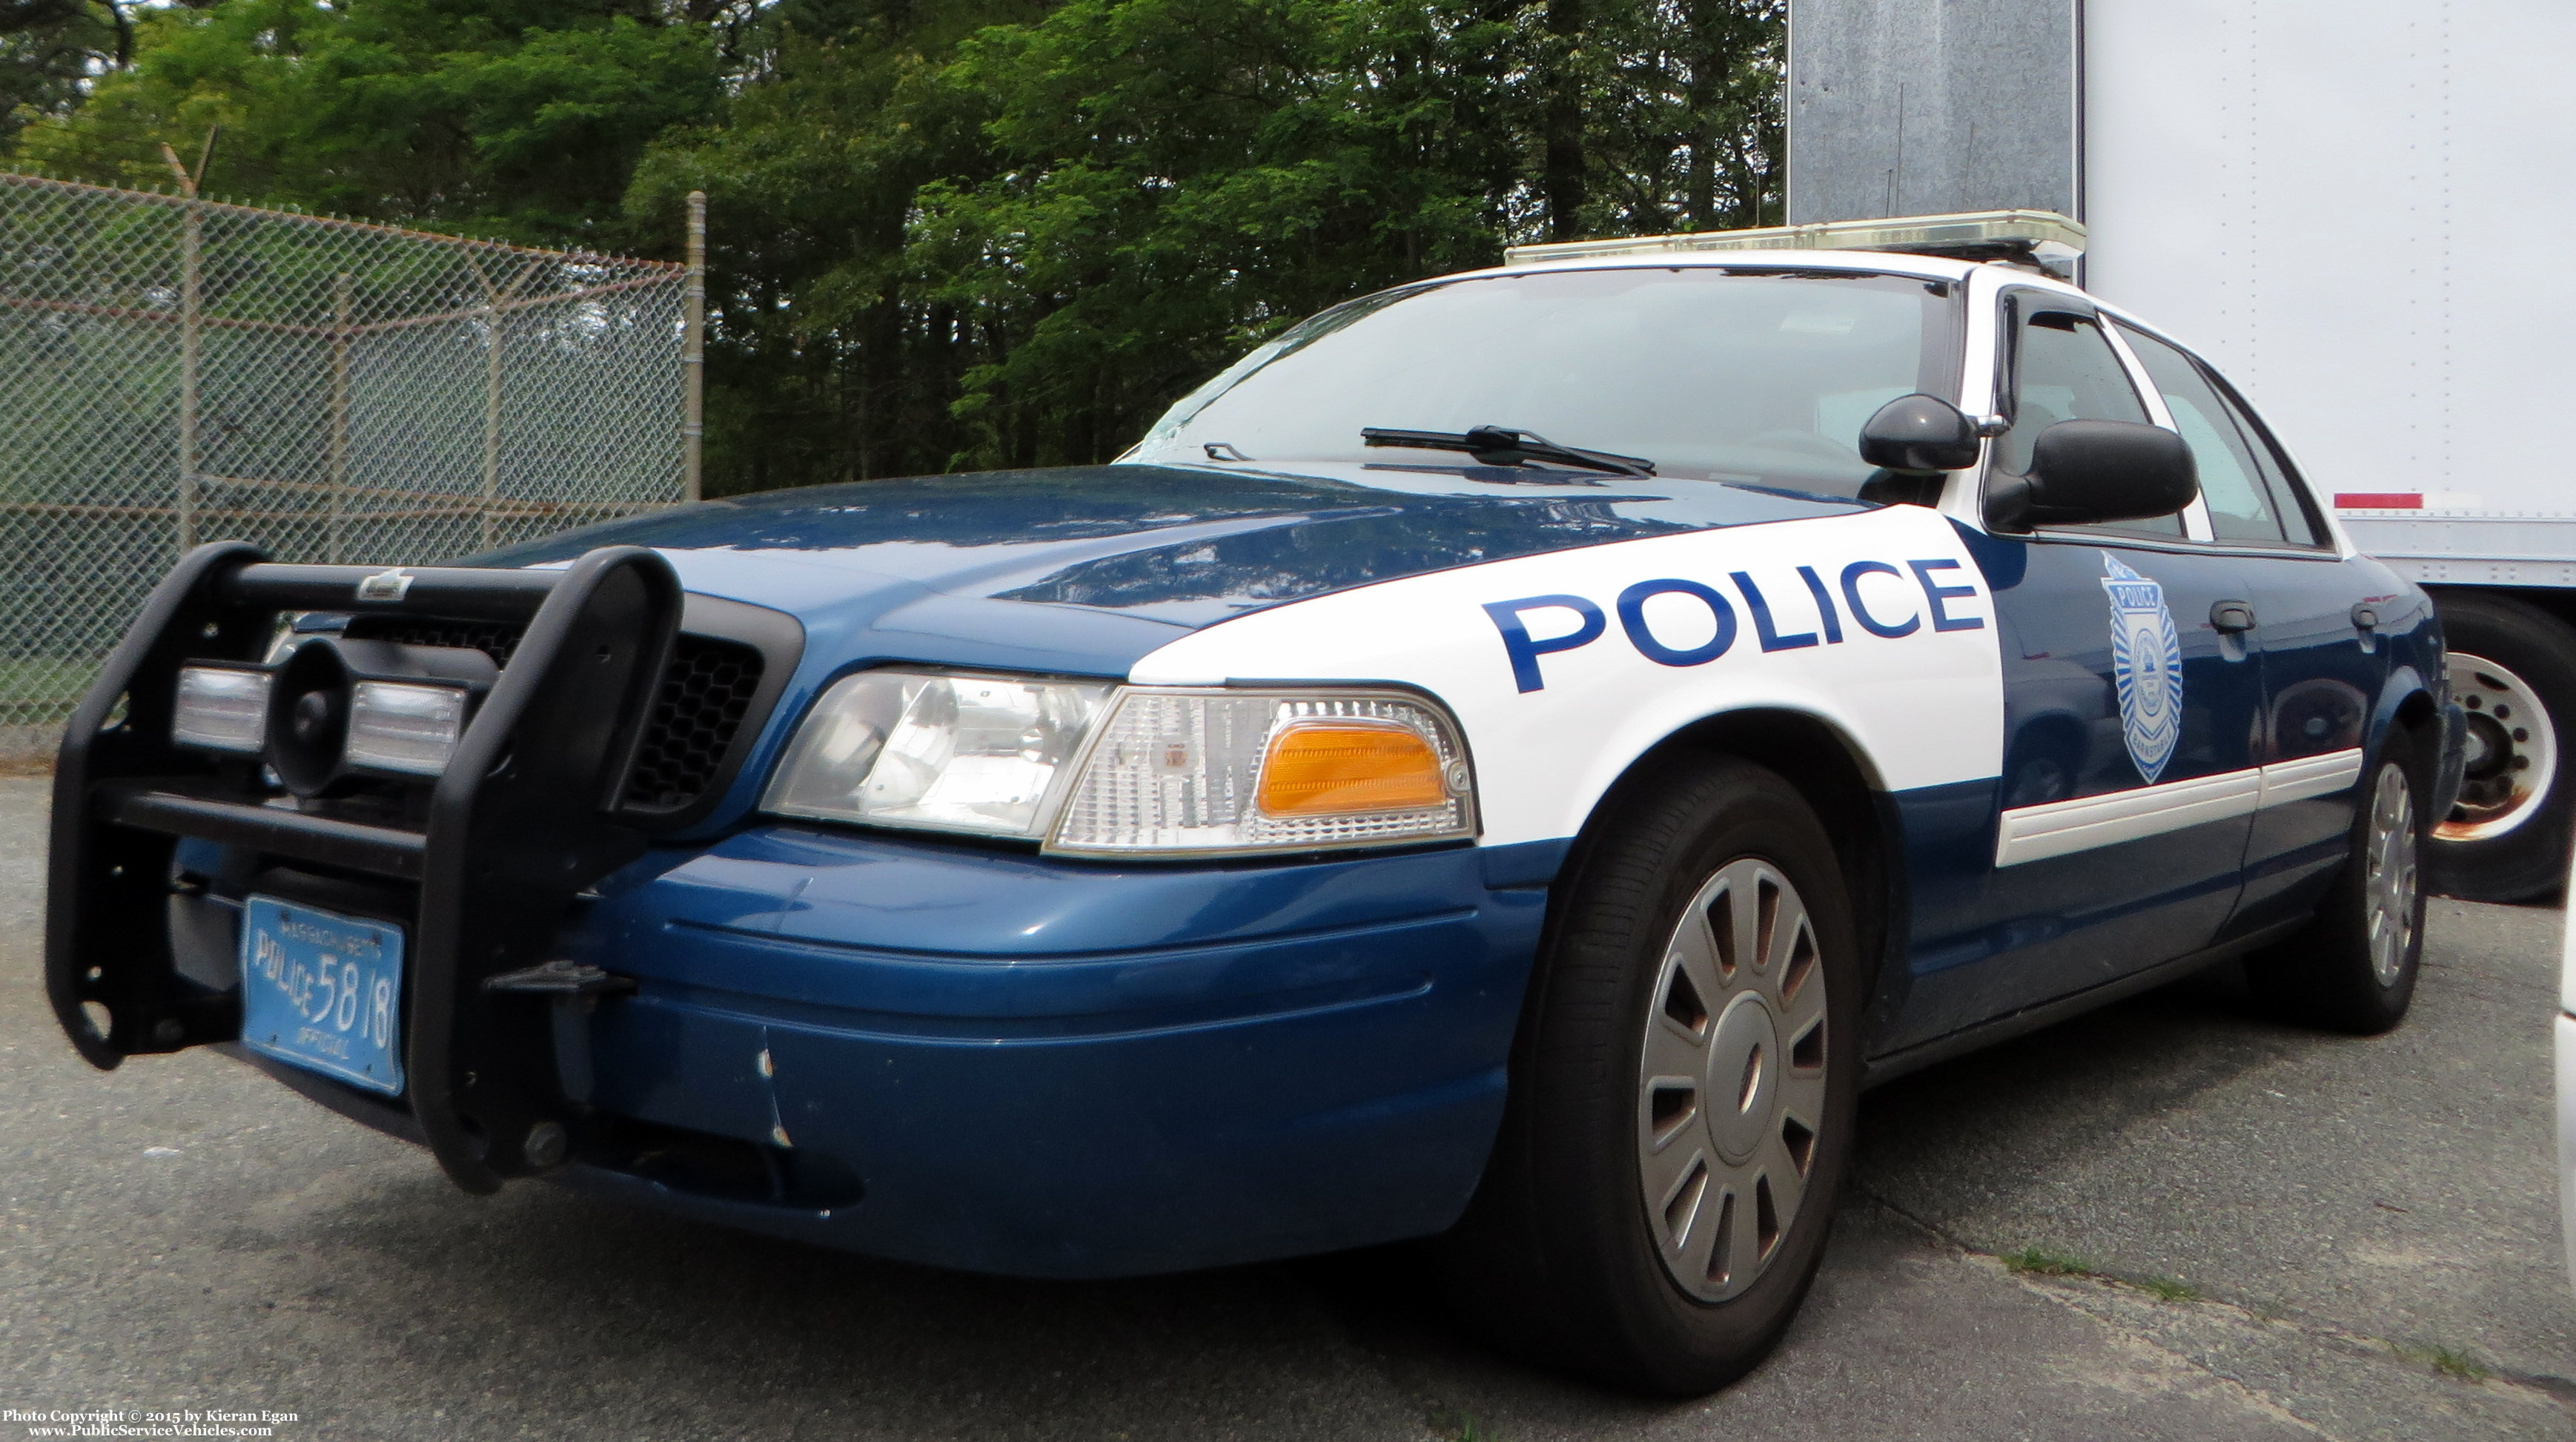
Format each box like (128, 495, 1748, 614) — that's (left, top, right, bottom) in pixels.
(238, 896, 405, 1096)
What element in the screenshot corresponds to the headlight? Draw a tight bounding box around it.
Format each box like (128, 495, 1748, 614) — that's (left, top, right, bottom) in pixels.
(762, 671, 1113, 839)
(1050, 689, 1474, 855)
(172, 665, 273, 753)
(344, 681, 469, 775)
(172, 638, 492, 787)
(763, 671, 1478, 856)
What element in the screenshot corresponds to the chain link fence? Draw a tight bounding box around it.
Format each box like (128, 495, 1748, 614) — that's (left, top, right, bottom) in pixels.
(0, 171, 702, 756)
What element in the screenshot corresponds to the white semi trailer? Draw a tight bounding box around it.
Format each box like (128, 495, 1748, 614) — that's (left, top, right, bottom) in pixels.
(1787, 0, 2576, 900)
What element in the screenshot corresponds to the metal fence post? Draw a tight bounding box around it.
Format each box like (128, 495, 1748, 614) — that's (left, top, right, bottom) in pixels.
(174, 199, 202, 558)
(478, 269, 503, 552)
(328, 273, 353, 563)
(683, 191, 706, 505)
(156, 142, 208, 560)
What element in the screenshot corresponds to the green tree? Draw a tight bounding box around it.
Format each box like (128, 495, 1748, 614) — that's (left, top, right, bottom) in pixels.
(9, 0, 726, 248)
(638, 0, 1782, 489)
(8, 0, 1783, 492)
(1, 1, 131, 150)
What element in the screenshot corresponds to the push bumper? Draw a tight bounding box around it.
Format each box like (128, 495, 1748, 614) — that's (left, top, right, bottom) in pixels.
(49, 543, 792, 1193)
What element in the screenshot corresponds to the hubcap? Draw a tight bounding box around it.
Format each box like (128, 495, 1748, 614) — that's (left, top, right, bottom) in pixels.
(1636, 857, 1829, 1303)
(2438, 652, 2557, 841)
(2365, 762, 2420, 987)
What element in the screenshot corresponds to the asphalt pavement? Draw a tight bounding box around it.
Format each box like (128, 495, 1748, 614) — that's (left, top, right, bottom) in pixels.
(3, 773, 2570, 1440)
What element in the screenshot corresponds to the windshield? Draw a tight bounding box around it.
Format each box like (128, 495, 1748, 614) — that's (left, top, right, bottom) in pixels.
(1127, 268, 1962, 498)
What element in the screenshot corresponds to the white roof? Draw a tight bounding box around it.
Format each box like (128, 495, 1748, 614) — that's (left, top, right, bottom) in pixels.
(1481, 247, 1983, 284)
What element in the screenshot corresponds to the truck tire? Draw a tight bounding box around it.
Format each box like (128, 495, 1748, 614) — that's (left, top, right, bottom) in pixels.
(2426, 592, 2576, 902)
(1434, 755, 1860, 1396)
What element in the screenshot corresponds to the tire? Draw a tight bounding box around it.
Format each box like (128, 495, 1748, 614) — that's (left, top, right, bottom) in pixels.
(2245, 729, 2428, 1034)
(1435, 755, 1861, 1395)
(2425, 592, 2576, 903)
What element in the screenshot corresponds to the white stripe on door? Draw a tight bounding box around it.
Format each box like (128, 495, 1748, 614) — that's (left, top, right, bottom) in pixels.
(1993, 748, 2365, 867)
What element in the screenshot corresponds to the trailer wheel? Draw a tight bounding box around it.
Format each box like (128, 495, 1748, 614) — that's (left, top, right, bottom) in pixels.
(2426, 592, 2576, 902)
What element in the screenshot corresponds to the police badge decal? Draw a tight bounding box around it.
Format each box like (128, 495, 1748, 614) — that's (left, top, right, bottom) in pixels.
(2102, 554, 2185, 784)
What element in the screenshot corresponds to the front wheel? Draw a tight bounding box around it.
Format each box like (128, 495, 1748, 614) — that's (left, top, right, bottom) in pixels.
(1436, 755, 1860, 1395)
(2245, 731, 2427, 1034)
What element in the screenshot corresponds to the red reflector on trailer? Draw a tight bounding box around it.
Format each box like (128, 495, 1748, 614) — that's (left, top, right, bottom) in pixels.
(2334, 492, 2423, 509)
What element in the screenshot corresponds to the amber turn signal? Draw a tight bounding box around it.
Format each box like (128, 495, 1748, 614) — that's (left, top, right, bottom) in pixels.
(1256, 721, 1450, 816)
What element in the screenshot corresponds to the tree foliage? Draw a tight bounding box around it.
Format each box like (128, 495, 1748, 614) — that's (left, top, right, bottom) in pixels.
(4, 0, 1783, 492)
(1, 1, 130, 151)
(8, 0, 725, 245)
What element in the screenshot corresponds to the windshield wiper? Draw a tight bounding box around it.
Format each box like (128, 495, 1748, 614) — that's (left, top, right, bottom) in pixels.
(1362, 426, 1655, 477)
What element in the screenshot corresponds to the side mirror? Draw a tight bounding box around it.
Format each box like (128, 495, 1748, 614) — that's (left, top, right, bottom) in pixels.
(1984, 419, 2198, 532)
(1857, 394, 1983, 474)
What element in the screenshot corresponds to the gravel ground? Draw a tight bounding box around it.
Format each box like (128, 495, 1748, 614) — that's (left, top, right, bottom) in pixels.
(2, 774, 2569, 1440)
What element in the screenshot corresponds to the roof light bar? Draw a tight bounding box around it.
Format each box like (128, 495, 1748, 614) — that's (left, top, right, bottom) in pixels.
(1503, 208, 2087, 278)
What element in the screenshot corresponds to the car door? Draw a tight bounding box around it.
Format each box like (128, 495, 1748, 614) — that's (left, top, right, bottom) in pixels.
(1894, 291, 2266, 1046)
(2114, 322, 2391, 937)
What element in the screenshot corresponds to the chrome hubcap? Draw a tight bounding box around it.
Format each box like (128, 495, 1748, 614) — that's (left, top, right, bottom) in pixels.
(1637, 858, 1829, 1302)
(2365, 762, 2420, 987)
(2440, 652, 2557, 841)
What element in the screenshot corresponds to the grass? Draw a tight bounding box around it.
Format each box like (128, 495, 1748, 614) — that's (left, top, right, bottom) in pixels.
(1999, 1245, 2099, 1277)
(1431, 1412, 1499, 1442)
(2134, 1274, 2201, 1303)
(2388, 1340, 2494, 1383)
(2000, 1246, 2204, 1304)
(0, 655, 96, 719)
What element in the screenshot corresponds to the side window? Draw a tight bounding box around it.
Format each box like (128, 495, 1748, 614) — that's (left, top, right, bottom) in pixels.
(1993, 302, 2180, 538)
(2203, 370, 2329, 547)
(2116, 323, 2287, 543)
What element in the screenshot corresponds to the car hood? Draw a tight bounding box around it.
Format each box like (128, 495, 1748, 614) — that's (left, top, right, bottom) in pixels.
(483, 460, 1868, 675)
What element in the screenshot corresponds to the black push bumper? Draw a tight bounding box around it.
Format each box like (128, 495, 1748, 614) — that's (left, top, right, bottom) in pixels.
(45, 542, 788, 1194)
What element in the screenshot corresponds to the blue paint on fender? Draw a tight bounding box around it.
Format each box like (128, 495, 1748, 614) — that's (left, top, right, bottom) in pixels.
(1616, 579, 1739, 667)
(1908, 559, 1987, 632)
(1732, 571, 1820, 652)
(550, 827, 1567, 1277)
(1840, 560, 1921, 638)
(1483, 595, 1607, 692)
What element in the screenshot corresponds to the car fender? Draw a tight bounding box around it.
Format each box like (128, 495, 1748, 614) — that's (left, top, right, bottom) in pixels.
(1127, 503, 2006, 852)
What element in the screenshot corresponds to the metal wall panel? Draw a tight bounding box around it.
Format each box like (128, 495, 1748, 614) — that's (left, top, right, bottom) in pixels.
(2085, 0, 2576, 526)
(1787, 0, 2080, 224)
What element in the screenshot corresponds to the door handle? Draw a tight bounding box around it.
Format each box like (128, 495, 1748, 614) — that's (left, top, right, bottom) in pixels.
(2211, 600, 2257, 633)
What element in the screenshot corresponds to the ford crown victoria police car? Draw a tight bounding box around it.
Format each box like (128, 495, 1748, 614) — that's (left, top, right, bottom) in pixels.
(47, 220, 2463, 1395)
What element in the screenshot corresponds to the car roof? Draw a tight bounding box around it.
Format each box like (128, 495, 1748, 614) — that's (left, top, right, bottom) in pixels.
(1477, 247, 1987, 285)
(1464, 248, 2159, 334)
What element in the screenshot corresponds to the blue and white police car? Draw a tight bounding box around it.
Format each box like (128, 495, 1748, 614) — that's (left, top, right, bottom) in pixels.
(47, 213, 2463, 1395)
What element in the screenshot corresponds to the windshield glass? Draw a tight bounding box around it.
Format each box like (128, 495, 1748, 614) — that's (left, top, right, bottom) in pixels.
(1128, 268, 1961, 498)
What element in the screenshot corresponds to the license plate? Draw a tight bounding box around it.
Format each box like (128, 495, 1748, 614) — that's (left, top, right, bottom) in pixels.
(238, 896, 405, 1096)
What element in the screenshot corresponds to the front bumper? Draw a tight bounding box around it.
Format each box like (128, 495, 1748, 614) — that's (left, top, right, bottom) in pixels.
(203, 827, 1561, 1277)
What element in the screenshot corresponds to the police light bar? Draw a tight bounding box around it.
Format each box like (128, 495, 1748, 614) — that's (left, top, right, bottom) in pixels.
(1504, 208, 2087, 278)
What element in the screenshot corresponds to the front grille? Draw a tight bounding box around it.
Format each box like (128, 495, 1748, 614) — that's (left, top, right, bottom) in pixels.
(626, 635, 764, 810)
(339, 617, 764, 812)
(342, 615, 523, 667)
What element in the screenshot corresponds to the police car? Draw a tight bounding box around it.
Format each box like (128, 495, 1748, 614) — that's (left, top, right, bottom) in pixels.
(47, 212, 2463, 1395)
